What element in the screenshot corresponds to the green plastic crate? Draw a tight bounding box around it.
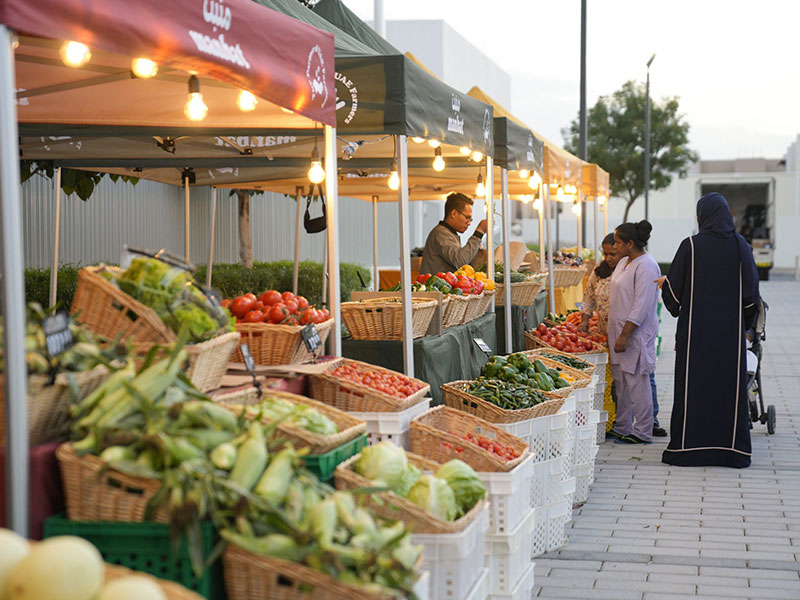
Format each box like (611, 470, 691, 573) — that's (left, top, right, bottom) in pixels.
(43, 515, 224, 600)
(303, 433, 368, 482)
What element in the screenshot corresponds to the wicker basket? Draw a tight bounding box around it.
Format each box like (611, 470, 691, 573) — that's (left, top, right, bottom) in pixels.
(409, 406, 528, 472)
(442, 294, 469, 328)
(232, 318, 334, 366)
(477, 289, 494, 315)
(223, 546, 406, 600)
(0, 366, 108, 447)
(334, 451, 487, 534)
(307, 359, 430, 413)
(441, 381, 564, 424)
(524, 348, 597, 378)
(552, 266, 587, 288)
(105, 564, 204, 600)
(341, 298, 437, 340)
(523, 329, 607, 355)
(495, 273, 547, 307)
(57, 443, 169, 523)
(462, 292, 487, 324)
(213, 387, 366, 455)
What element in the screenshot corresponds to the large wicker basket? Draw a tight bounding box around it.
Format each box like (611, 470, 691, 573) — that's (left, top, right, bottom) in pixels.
(213, 387, 366, 455)
(0, 366, 108, 447)
(223, 546, 409, 600)
(307, 359, 430, 413)
(56, 443, 169, 523)
(524, 348, 597, 378)
(495, 273, 547, 307)
(441, 381, 564, 424)
(341, 298, 437, 340)
(334, 451, 487, 534)
(552, 265, 588, 288)
(523, 329, 607, 355)
(105, 564, 203, 600)
(232, 318, 334, 366)
(462, 292, 487, 324)
(442, 294, 469, 328)
(409, 405, 528, 472)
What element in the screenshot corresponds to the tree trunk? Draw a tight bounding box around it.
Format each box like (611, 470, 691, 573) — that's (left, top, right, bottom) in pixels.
(623, 194, 638, 223)
(237, 190, 253, 268)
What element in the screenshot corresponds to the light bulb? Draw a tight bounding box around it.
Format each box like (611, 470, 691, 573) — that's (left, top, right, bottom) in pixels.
(131, 57, 158, 79)
(428, 139, 441, 148)
(519, 169, 529, 179)
(533, 197, 543, 212)
(459, 146, 471, 156)
(308, 146, 326, 184)
(388, 161, 400, 190)
(521, 194, 532, 204)
(475, 174, 486, 197)
(528, 172, 542, 189)
(471, 151, 483, 162)
(184, 75, 208, 121)
(411, 137, 424, 144)
(598, 195, 606, 206)
(432, 147, 445, 172)
(237, 90, 258, 112)
(59, 41, 91, 68)
(572, 201, 581, 216)
(556, 186, 565, 201)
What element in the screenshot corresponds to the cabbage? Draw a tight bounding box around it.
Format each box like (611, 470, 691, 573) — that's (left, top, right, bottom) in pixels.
(436, 459, 486, 516)
(354, 441, 409, 491)
(395, 464, 421, 497)
(406, 475, 458, 521)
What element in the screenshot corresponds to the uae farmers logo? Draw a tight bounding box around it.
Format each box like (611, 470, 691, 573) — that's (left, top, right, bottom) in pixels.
(307, 45, 329, 108)
(447, 93, 464, 134)
(335, 72, 358, 124)
(482, 108, 492, 145)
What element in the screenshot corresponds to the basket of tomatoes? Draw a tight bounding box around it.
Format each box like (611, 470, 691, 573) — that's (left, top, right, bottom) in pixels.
(524, 321, 607, 355)
(224, 290, 334, 365)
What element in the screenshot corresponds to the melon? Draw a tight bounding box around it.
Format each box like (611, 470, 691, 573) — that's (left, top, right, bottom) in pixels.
(0, 529, 30, 600)
(7, 536, 104, 600)
(98, 576, 166, 600)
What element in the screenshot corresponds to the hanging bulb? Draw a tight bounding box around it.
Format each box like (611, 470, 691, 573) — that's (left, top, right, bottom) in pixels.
(521, 194, 532, 204)
(411, 137, 424, 144)
(598, 195, 606, 206)
(432, 147, 445, 172)
(533, 197, 543, 212)
(475, 173, 486, 197)
(471, 150, 483, 162)
(237, 90, 258, 112)
(428, 139, 441, 148)
(59, 41, 91, 68)
(459, 146, 471, 156)
(572, 200, 581, 216)
(528, 172, 542, 189)
(184, 75, 208, 121)
(131, 58, 158, 79)
(308, 145, 326, 184)
(519, 169, 529, 179)
(556, 186, 565, 201)
(387, 160, 400, 190)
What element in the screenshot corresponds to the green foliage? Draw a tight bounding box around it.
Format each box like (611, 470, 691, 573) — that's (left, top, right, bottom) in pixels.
(20, 160, 139, 201)
(24, 265, 81, 311)
(562, 80, 698, 221)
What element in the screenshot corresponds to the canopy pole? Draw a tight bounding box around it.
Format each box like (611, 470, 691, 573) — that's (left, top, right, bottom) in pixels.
(545, 185, 556, 313)
(593, 198, 599, 265)
(293, 186, 303, 295)
(0, 25, 29, 536)
(603, 200, 608, 241)
(321, 230, 328, 305)
(501, 169, 512, 354)
(206, 187, 217, 289)
(538, 188, 545, 272)
(49, 167, 62, 308)
(184, 176, 190, 261)
(372, 195, 379, 291)
(485, 157, 494, 312)
(577, 199, 582, 256)
(324, 125, 341, 356)
(396, 135, 414, 376)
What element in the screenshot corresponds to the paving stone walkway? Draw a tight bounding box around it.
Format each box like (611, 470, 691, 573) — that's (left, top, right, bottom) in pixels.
(534, 281, 800, 600)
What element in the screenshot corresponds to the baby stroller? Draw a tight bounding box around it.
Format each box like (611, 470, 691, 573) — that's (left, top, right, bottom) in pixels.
(747, 298, 775, 434)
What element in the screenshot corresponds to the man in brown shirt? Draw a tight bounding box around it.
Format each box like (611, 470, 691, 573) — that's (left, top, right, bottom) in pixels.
(420, 192, 487, 275)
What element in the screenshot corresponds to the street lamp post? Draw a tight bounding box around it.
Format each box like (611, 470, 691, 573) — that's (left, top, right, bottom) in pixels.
(644, 53, 655, 221)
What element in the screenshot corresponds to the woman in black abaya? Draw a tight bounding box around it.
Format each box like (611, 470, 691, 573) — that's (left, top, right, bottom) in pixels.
(658, 193, 760, 468)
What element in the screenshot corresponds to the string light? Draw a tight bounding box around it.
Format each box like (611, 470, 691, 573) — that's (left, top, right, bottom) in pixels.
(533, 197, 543, 212)
(237, 90, 258, 112)
(428, 139, 441, 149)
(556, 186, 565, 201)
(308, 145, 326, 184)
(432, 147, 445, 172)
(411, 137, 424, 144)
(519, 169, 529, 179)
(59, 41, 91, 68)
(475, 173, 486, 197)
(459, 146, 471, 156)
(131, 58, 158, 79)
(598, 195, 607, 206)
(388, 160, 400, 191)
(528, 172, 542, 189)
(471, 150, 483, 162)
(184, 75, 208, 121)
(572, 199, 581, 216)
(521, 194, 532, 204)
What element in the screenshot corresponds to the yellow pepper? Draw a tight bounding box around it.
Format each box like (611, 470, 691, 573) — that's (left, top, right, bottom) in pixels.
(456, 264, 475, 277)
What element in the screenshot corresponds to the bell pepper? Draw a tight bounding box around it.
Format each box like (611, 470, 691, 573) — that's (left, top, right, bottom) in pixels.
(547, 368, 562, 380)
(481, 362, 502, 378)
(507, 353, 531, 371)
(499, 366, 520, 382)
(444, 272, 458, 287)
(416, 273, 431, 284)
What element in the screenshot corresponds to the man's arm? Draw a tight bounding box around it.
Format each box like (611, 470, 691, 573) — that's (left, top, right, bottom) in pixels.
(438, 231, 483, 270)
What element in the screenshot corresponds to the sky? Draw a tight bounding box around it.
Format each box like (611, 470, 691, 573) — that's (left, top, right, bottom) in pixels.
(343, 0, 800, 160)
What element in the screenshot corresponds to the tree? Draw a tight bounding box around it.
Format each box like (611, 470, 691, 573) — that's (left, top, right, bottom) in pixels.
(562, 80, 698, 221)
(21, 160, 138, 201)
(236, 189, 253, 269)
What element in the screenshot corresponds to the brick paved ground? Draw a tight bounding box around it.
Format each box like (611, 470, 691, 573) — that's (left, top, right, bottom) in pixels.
(533, 281, 800, 600)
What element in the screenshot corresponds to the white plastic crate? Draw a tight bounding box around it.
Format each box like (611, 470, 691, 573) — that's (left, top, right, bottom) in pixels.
(413, 570, 430, 600)
(562, 434, 575, 478)
(464, 568, 489, 600)
(487, 562, 534, 600)
(412, 501, 490, 600)
(576, 351, 609, 366)
(573, 391, 594, 428)
(477, 453, 534, 535)
(349, 398, 431, 449)
(530, 455, 566, 508)
(562, 476, 576, 508)
(571, 461, 594, 506)
(560, 395, 576, 441)
(595, 410, 609, 445)
(497, 411, 568, 464)
(484, 508, 536, 595)
(531, 498, 571, 557)
(573, 419, 600, 466)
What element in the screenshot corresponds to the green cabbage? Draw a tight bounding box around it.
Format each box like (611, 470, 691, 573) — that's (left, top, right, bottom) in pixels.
(354, 441, 409, 491)
(406, 475, 458, 521)
(436, 459, 486, 517)
(395, 463, 421, 497)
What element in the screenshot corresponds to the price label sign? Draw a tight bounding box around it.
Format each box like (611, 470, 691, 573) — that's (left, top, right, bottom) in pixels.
(473, 337, 493, 357)
(42, 312, 74, 357)
(240, 343, 256, 375)
(301, 324, 323, 353)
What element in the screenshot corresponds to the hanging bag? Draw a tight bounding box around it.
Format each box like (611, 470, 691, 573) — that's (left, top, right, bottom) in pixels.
(303, 184, 327, 234)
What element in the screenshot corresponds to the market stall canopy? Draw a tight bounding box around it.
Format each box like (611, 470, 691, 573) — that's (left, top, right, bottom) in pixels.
(581, 163, 610, 200)
(4, 0, 336, 130)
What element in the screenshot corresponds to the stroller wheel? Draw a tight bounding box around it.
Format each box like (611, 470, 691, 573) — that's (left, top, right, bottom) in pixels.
(767, 405, 776, 435)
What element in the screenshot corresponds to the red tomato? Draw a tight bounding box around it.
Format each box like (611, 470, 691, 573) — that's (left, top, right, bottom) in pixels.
(220, 299, 231, 309)
(253, 300, 265, 312)
(319, 309, 330, 321)
(260, 290, 282, 306)
(285, 315, 299, 326)
(296, 296, 309, 310)
(243, 310, 265, 323)
(231, 296, 255, 318)
(244, 293, 257, 301)
(537, 323, 547, 334)
(269, 304, 287, 324)
(284, 299, 299, 314)
(300, 309, 317, 325)
(281, 291, 295, 303)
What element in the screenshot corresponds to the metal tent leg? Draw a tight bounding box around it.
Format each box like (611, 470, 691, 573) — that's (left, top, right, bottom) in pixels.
(206, 187, 217, 289)
(501, 168, 512, 353)
(373, 196, 379, 291)
(485, 157, 494, 311)
(545, 185, 556, 312)
(293, 186, 303, 295)
(324, 125, 341, 356)
(49, 167, 61, 308)
(396, 135, 414, 376)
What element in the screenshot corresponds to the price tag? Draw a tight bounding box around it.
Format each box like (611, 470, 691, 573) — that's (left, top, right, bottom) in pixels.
(42, 312, 74, 357)
(239, 343, 262, 398)
(301, 324, 323, 353)
(473, 337, 493, 357)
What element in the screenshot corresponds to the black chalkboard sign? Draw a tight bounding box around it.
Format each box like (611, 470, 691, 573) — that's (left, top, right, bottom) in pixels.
(301, 324, 323, 353)
(43, 313, 74, 357)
